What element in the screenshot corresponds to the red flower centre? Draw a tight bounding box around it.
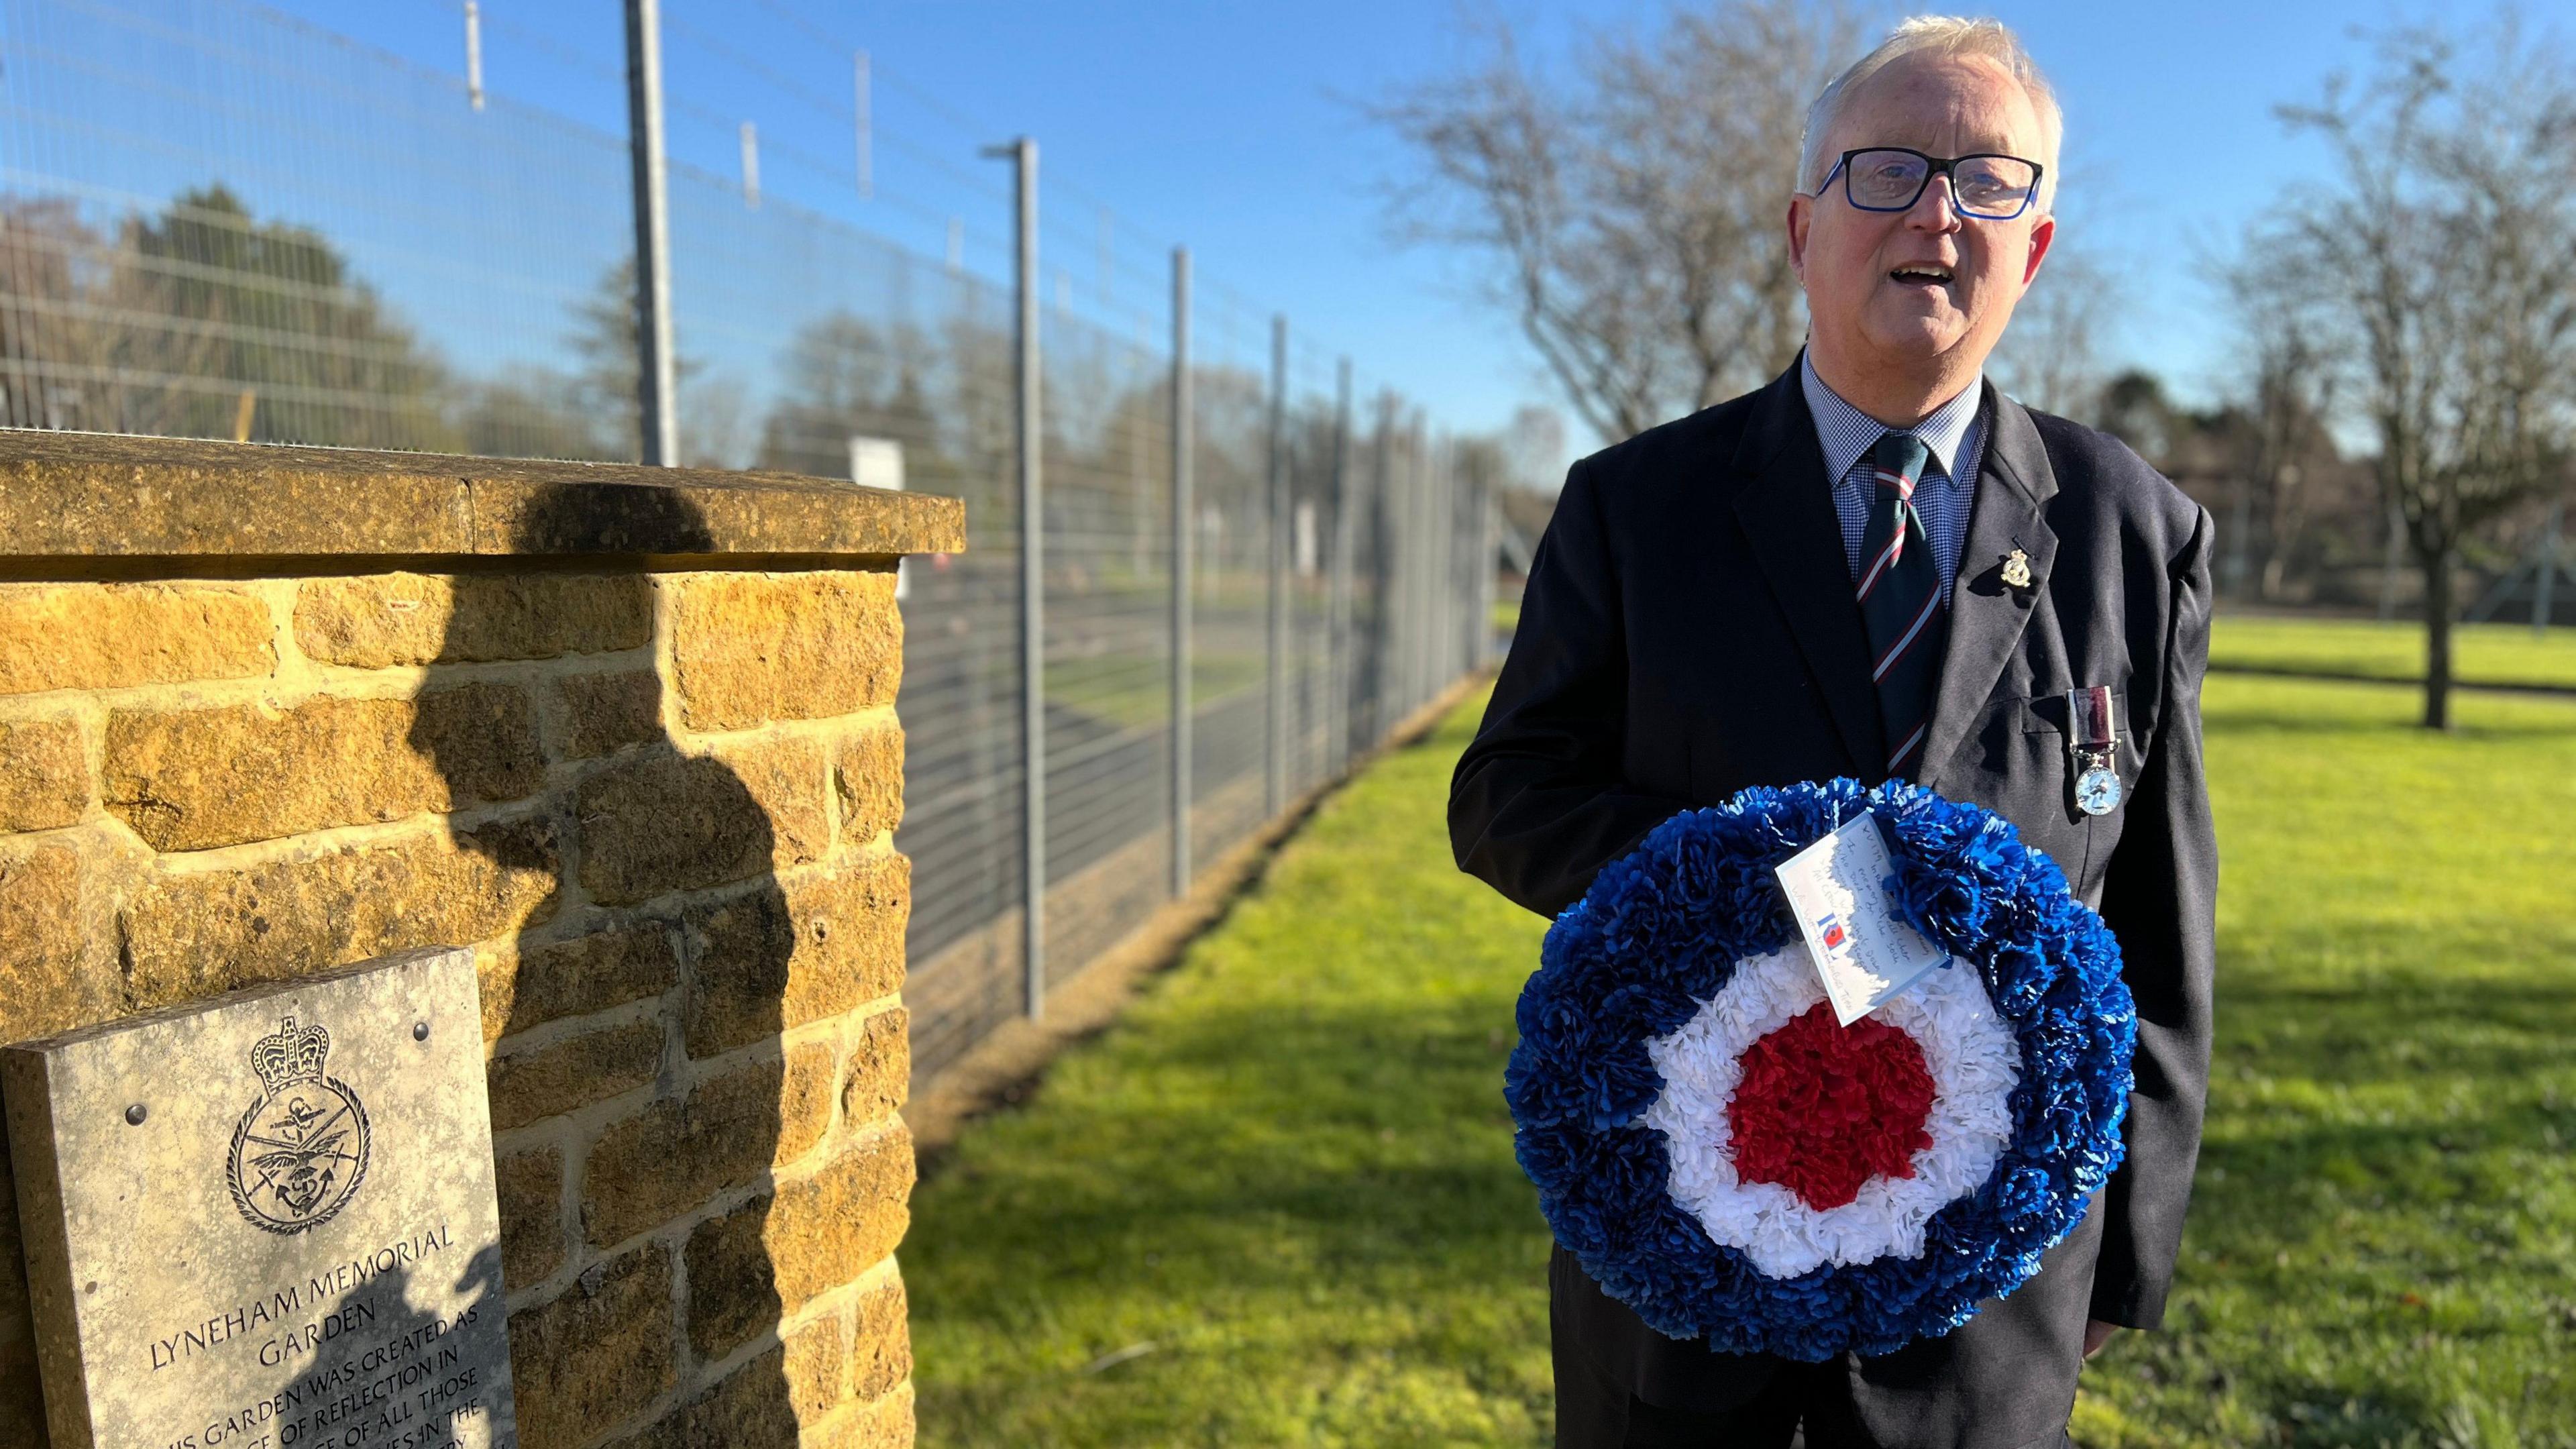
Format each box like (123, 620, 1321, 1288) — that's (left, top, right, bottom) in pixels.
(1727, 1003, 1936, 1210)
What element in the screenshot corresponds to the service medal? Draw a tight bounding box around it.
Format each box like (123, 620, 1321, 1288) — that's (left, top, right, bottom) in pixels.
(2074, 765, 2123, 816)
(2065, 686, 2122, 819)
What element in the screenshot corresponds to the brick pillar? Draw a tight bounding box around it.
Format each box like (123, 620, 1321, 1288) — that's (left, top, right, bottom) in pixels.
(0, 433, 961, 1449)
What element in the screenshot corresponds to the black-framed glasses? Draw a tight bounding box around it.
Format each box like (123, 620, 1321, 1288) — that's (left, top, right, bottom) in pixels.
(1817, 147, 2043, 221)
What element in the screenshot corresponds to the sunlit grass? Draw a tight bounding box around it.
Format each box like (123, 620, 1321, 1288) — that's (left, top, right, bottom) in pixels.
(2074, 674, 2576, 1449)
(908, 699, 1550, 1446)
(2212, 614, 2576, 690)
(910, 626, 2576, 1448)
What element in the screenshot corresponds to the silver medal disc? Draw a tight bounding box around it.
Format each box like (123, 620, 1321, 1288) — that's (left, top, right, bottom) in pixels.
(2074, 766, 2123, 816)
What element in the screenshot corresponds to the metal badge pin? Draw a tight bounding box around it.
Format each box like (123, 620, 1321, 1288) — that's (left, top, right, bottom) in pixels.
(2067, 685, 2123, 816)
(2000, 548, 2033, 592)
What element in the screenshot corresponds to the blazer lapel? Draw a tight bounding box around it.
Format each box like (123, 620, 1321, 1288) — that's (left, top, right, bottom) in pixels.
(1729, 366, 1883, 774)
(1918, 387, 2060, 792)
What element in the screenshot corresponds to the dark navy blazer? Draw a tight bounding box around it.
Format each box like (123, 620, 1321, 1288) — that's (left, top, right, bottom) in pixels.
(1449, 361, 2217, 1441)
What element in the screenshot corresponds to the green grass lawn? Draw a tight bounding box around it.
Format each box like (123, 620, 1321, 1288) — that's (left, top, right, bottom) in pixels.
(2212, 615, 2576, 690)
(907, 619, 2576, 1448)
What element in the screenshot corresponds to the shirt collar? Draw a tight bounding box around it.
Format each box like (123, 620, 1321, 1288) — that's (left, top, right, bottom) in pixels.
(1799, 348, 1984, 484)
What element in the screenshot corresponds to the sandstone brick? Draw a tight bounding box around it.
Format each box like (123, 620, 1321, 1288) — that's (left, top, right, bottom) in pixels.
(684, 853, 909, 1059)
(576, 737, 826, 906)
(555, 669, 663, 760)
(668, 572, 900, 732)
(778, 1040, 837, 1165)
(849, 1274, 911, 1403)
(814, 1383, 914, 1449)
(480, 923, 678, 1041)
(104, 683, 541, 851)
(683, 1127, 914, 1359)
(598, 1318, 843, 1449)
(121, 814, 559, 1010)
(495, 1146, 564, 1289)
(841, 1008, 910, 1128)
(582, 1053, 818, 1248)
(508, 1244, 676, 1449)
(293, 572, 652, 667)
(833, 722, 904, 845)
(0, 844, 111, 1044)
(0, 582, 272, 695)
(784, 1313, 849, 1423)
(0, 717, 85, 833)
(487, 1020, 661, 1132)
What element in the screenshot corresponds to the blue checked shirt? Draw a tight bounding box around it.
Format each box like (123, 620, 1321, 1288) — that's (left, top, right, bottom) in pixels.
(1800, 350, 1987, 608)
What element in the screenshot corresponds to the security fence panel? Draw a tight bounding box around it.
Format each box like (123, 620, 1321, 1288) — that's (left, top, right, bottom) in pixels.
(658, 158, 1036, 1077)
(0, 0, 1501, 1091)
(1185, 288, 1274, 875)
(0, 0, 630, 455)
(1037, 305, 1173, 988)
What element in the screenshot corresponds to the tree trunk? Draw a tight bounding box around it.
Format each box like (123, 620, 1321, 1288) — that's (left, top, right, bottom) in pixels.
(2421, 545, 2455, 730)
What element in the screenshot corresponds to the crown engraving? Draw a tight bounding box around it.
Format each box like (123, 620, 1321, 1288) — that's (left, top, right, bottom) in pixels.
(229, 1014, 370, 1236)
(248, 1016, 331, 1097)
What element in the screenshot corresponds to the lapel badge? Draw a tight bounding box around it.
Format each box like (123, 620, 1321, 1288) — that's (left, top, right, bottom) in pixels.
(2000, 548, 2033, 593)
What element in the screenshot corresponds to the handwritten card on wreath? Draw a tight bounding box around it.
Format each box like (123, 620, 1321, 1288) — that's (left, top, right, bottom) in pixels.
(1773, 812, 1952, 1026)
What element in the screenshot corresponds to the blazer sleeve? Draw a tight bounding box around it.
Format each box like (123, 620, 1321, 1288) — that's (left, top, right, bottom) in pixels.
(1449, 455, 1693, 917)
(2088, 501, 2219, 1330)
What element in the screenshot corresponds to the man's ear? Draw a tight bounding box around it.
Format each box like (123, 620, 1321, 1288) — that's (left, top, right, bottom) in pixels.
(2022, 213, 2056, 286)
(1788, 193, 1813, 283)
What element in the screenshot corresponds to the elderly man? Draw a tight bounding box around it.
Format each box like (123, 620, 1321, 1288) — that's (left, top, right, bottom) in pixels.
(1450, 16, 2215, 1449)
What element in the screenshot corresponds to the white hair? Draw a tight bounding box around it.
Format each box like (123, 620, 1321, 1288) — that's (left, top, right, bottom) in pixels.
(1796, 15, 2064, 216)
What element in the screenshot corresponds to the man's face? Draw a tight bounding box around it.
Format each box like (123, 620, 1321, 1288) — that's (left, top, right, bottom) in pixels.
(1788, 53, 2055, 385)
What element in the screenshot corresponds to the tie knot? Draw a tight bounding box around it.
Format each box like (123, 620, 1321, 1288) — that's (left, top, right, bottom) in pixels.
(1871, 431, 1929, 494)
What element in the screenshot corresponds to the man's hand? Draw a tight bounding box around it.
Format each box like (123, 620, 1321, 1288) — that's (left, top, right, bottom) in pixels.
(2083, 1319, 2121, 1358)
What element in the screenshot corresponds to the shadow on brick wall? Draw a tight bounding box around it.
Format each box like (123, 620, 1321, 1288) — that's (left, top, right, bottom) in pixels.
(415, 482, 808, 1449)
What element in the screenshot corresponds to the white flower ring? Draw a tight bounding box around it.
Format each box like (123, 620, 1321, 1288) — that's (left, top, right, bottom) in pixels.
(1641, 945, 2021, 1279)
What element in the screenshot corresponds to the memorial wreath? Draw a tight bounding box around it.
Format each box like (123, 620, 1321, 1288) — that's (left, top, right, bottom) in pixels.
(1505, 777, 2135, 1360)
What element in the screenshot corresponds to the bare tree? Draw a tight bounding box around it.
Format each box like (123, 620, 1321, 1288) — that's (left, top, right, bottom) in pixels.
(2220, 241, 2343, 602)
(1371, 1, 1860, 443)
(1986, 242, 2118, 421)
(2251, 16, 2576, 727)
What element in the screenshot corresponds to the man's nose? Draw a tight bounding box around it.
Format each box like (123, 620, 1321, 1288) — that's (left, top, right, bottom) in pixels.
(1905, 172, 1962, 230)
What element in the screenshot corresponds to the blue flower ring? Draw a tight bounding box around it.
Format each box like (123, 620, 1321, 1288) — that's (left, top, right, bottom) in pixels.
(1504, 777, 2135, 1359)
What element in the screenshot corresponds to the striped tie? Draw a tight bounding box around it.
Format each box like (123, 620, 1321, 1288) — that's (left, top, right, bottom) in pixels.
(1856, 432, 1947, 780)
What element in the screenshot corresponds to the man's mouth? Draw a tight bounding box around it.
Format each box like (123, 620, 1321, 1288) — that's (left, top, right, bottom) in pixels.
(1888, 263, 1955, 288)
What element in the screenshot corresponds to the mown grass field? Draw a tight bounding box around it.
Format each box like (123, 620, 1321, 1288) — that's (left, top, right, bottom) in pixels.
(2211, 614, 2576, 690)
(905, 619, 2576, 1448)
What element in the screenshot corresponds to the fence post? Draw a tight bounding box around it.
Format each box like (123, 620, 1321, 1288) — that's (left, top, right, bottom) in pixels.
(1327, 357, 1353, 776)
(1369, 392, 1394, 743)
(1265, 313, 1288, 816)
(1409, 409, 1430, 712)
(2536, 499, 2563, 636)
(1434, 437, 1454, 688)
(983, 136, 1045, 1019)
(1478, 460, 1499, 669)
(464, 1, 484, 111)
(1169, 247, 1193, 896)
(621, 0, 678, 466)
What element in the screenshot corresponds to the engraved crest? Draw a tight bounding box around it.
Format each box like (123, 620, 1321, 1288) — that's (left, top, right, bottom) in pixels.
(227, 1016, 370, 1234)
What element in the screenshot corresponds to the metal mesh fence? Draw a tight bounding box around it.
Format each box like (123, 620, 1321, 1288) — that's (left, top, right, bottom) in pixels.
(0, 0, 1498, 1088)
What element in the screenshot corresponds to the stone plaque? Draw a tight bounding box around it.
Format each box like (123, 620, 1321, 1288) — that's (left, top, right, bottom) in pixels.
(3, 947, 516, 1449)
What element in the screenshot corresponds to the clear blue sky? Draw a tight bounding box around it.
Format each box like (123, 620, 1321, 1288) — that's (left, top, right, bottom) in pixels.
(233, 1, 2574, 458)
